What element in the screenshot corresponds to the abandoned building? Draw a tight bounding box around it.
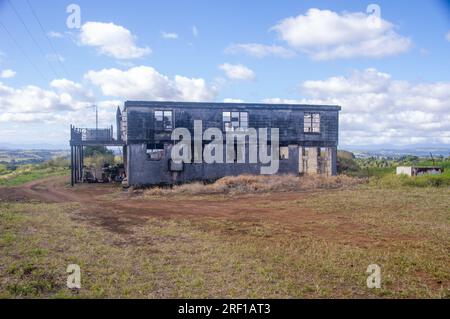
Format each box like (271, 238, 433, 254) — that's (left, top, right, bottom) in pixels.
(70, 101, 341, 186)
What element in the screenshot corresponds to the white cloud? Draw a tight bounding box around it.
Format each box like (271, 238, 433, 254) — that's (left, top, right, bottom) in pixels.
(0, 76, 101, 124)
(223, 98, 244, 103)
(446, 31, 450, 42)
(161, 31, 178, 39)
(85, 65, 217, 102)
(302, 68, 391, 97)
(264, 68, 450, 146)
(271, 8, 411, 60)
(225, 43, 295, 58)
(0, 69, 16, 78)
(48, 31, 63, 38)
(192, 26, 198, 37)
(50, 78, 94, 105)
(0, 82, 90, 124)
(219, 63, 255, 81)
(261, 98, 302, 104)
(79, 21, 151, 59)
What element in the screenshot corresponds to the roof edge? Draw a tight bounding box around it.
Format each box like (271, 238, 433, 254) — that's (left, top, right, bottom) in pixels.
(124, 100, 341, 111)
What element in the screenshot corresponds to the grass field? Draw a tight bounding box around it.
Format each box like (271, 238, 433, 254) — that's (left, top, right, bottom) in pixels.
(0, 166, 68, 187)
(0, 174, 448, 298)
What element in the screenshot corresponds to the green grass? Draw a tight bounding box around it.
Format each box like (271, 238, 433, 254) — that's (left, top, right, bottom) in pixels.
(0, 164, 7, 175)
(346, 167, 395, 178)
(0, 166, 68, 187)
(372, 170, 450, 188)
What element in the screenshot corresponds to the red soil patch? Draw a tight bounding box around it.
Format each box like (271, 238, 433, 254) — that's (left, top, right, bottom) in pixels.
(0, 176, 422, 247)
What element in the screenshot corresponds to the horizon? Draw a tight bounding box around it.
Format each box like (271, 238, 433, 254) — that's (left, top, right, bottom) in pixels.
(0, 0, 449, 149)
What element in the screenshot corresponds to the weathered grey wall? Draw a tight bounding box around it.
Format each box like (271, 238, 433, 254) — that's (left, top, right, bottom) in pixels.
(121, 101, 340, 185)
(126, 143, 300, 186)
(124, 101, 339, 147)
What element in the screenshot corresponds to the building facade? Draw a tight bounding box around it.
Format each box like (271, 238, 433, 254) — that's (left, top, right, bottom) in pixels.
(116, 101, 341, 186)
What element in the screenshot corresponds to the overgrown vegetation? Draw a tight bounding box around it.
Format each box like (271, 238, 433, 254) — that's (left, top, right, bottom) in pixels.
(337, 150, 450, 187)
(0, 157, 69, 187)
(83, 146, 119, 171)
(145, 174, 363, 196)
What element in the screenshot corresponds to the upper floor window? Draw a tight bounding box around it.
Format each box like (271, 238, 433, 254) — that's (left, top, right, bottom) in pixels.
(223, 111, 248, 132)
(304, 112, 320, 133)
(155, 110, 173, 131)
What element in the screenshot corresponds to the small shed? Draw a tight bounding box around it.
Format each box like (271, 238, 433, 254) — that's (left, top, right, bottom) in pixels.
(396, 166, 443, 176)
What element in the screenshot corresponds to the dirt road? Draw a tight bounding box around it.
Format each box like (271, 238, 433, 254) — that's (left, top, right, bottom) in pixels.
(0, 175, 414, 246)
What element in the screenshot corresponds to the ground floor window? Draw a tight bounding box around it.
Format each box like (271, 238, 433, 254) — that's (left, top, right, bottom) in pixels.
(280, 146, 289, 160)
(146, 143, 164, 160)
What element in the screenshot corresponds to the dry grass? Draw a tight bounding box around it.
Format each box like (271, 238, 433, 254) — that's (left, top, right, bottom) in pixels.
(144, 174, 364, 196)
(1, 186, 449, 298)
(1, 176, 448, 298)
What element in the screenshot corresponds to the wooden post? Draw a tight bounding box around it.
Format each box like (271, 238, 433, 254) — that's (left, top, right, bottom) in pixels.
(70, 145, 74, 186)
(74, 146, 78, 182)
(80, 146, 84, 183)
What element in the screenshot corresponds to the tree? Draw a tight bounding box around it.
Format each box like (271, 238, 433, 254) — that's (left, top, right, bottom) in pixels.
(84, 146, 114, 157)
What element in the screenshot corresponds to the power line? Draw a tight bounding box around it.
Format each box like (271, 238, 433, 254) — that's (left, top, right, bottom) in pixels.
(7, 0, 61, 79)
(0, 20, 48, 82)
(25, 0, 69, 78)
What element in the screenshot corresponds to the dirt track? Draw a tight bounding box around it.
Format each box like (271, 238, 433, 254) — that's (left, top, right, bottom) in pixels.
(0, 176, 419, 247)
(0, 176, 337, 231)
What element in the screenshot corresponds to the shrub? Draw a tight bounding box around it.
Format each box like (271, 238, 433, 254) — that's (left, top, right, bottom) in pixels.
(144, 174, 364, 196)
(39, 157, 69, 169)
(372, 172, 450, 188)
(84, 153, 115, 169)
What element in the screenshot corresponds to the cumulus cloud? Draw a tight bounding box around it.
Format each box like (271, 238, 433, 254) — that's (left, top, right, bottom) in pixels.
(85, 65, 217, 102)
(262, 98, 302, 105)
(264, 68, 450, 146)
(0, 77, 100, 123)
(225, 43, 296, 58)
(79, 22, 151, 59)
(0, 69, 16, 78)
(50, 78, 94, 106)
(0, 83, 82, 124)
(219, 63, 255, 81)
(161, 31, 178, 39)
(271, 8, 411, 60)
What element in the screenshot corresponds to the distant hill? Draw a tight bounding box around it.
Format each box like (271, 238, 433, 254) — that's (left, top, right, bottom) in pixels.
(0, 149, 69, 164)
(0, 142, 69, 150)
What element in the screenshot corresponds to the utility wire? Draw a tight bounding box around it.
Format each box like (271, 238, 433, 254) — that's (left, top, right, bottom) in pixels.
(0, 20, 48, 82)
(25, 0, 69, 78)
(7, 0, 61, 79)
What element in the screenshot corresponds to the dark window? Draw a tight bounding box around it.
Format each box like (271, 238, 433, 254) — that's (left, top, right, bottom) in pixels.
(223, 111, 248, 131)
(155, 110, 173, 131)
(304, 112, 320, 133)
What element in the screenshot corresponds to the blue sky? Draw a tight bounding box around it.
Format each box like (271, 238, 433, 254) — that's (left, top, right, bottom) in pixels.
(0, 0, 449, 148)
